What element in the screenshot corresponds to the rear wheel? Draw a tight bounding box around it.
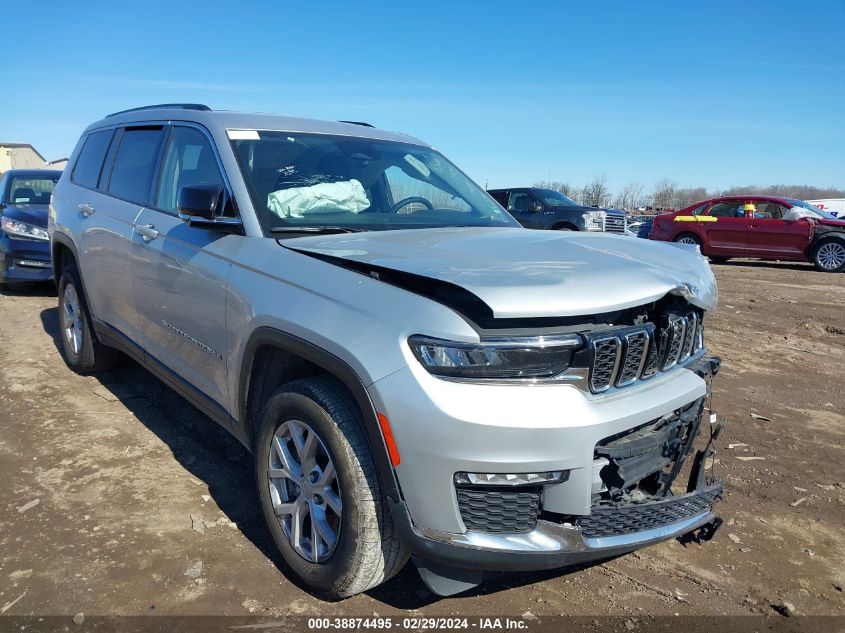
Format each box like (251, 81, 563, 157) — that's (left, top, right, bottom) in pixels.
(255, 376, 407, 598)
(812, 237, 845, 272)
(673, 233, 701, 246)
(57, 264, 119, 373)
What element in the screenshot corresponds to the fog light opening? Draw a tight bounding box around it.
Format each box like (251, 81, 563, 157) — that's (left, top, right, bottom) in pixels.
(453, 471, 570, 486)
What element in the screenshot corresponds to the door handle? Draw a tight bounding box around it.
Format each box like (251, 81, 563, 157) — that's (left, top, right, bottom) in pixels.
(78, 203, 95, 217)
(135, 223, 159, 242)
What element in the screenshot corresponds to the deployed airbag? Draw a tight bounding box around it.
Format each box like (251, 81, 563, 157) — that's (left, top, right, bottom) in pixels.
(267, 180, 370, 218)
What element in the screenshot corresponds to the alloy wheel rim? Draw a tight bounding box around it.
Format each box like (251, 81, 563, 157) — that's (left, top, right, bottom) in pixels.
(678, 237, 698, 245)
(817, 242, 845, 270)
(61, 284, 84, 356)
(267, 419, 342, 563)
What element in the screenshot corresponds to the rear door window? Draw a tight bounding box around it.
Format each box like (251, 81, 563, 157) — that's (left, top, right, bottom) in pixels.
(708, 202, 742, 218)
(107, 127, 164, 205)
(508, 191, 534, 212)
(489, 190, 509, 206)
(72, 129, 114, 189)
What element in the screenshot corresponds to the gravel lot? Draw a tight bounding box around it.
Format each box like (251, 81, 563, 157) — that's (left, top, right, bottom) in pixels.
(1, 260, 843, 622)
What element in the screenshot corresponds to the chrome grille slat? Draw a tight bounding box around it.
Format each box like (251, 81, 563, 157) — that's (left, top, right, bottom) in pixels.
(617, 330, 649, 387)
(589, 336, 622, 393)
(585, 314, 702, 394)
(661, 315, 686, 370)
(604, 215, 627, 234)
(680, 313, 698, 360)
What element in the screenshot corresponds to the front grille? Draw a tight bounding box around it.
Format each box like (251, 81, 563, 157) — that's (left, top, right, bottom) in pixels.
(590, 336, 621, 392)
(617, 330, 649, 386)
(577, 483, 722, 538)
(604, 214, 627, 234)
(584, 313, 702, 394)
(456, 487, 541, 533)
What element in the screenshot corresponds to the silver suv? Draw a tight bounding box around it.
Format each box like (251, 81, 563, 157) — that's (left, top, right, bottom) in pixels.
(50, 104, 724, 598)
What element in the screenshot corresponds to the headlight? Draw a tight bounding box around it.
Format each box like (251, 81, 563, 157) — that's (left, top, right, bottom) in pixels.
(408, 334, 582, 380)
(582, 210, 606, 231)
(1, 217, 49, 241)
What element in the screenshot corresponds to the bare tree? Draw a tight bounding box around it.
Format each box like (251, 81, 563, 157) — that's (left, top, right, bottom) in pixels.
(581, 174, 612, 208)
(614, 181, 644, 211)
(651, 178, 678, 210)
(674, 187, 708, 209)
(533, 180, 579, 200)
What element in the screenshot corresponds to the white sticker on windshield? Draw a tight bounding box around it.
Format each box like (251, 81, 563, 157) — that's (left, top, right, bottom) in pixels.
(227, 129, 260, 140)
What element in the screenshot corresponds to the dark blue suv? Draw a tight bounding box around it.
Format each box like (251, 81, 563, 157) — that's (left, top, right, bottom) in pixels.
(0, 169, 61, 289)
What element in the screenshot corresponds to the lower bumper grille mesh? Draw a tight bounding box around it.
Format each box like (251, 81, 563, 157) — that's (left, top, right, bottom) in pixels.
(456, 487, 541, 533)
(577, 483, 722, 538)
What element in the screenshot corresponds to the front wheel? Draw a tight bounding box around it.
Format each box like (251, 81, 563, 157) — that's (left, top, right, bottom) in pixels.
(57, 264, 119, 373)
(812, 237, 845, 272)
(255, 376, 407, 598)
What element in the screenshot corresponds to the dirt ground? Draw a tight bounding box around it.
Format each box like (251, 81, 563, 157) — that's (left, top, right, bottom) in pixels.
(1, 259, 843, 623)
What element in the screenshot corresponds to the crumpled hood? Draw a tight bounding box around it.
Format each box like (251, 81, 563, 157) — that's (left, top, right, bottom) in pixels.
(284, 227, 718, 318)
(817, 218, 845, 228)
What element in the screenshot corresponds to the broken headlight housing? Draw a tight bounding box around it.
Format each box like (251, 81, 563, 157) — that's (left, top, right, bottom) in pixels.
(408, 334, 582, 381)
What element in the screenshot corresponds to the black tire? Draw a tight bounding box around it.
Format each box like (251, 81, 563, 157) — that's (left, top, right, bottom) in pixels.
(57, 264, 119, 373)
(255, 375, 407, 598)
(811, 237, 845, 273)
(673, 232, 701, 246)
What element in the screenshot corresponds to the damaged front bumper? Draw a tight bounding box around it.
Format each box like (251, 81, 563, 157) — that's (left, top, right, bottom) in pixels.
(392, 486, 720, 572)
(389, 355, 724, 594)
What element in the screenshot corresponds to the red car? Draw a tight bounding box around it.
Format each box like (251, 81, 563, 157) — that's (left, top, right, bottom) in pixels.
(649, 195, 845, 272)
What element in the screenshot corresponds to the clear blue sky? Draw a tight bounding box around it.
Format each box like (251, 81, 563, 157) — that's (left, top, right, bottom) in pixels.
(2, 1, 843, 193)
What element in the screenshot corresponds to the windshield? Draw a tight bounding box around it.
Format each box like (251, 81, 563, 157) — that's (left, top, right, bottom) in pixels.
(534, 189, 579, 207)
(8, 175, 60, 205)
(785, 198, 836, 219)
(229, 131, 519, 234)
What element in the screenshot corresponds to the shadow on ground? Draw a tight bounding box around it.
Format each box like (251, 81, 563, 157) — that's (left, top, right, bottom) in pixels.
(39, 305, 591, 608)
(0, 281, 56, 297)
(711, 259, 816, 273)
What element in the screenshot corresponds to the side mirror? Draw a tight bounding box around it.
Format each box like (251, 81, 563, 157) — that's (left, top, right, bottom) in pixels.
(178, 184, 222, 220)
(177, 184, 242, 232)
(531, 201, 543, 212)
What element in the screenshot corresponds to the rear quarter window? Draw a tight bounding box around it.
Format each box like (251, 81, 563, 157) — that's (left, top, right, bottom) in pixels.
(107, 127, 164, 205)
(71, 130, 114, 189)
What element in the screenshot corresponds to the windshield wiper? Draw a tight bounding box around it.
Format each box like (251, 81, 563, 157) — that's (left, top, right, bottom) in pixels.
(269, 225, 366, 235)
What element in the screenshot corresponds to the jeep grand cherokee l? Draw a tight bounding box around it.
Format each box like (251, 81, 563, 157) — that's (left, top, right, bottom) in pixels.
(50, 104, 724, 598)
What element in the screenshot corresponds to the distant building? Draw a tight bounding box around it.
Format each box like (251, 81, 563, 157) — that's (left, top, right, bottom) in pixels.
(47, 157, 69, 170)
(1, 143, 66, 174)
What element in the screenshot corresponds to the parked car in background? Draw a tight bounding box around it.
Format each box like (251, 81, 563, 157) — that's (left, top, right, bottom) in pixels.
(50, 104, 723, 598)
(635, 217, 653, 239)
(487, 187, 628, 234)
(0, 169, 62, 289)
(649, 196, 845, 272)
(625, 215, 651, 237)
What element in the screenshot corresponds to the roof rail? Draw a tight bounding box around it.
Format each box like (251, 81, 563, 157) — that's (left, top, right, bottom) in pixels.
(338, 120, 374, 127)
(106, 103, 211, 118)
